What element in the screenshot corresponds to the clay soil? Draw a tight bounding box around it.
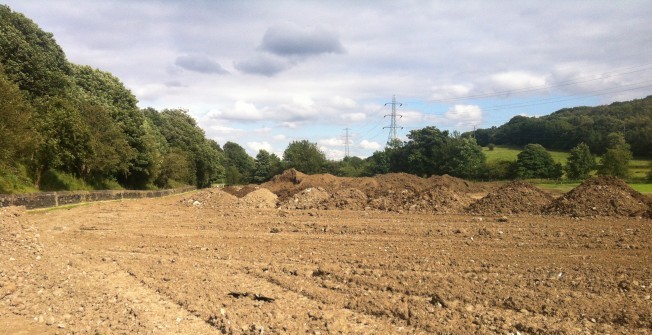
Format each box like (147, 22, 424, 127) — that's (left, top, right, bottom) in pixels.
(1, 174, 651, 334)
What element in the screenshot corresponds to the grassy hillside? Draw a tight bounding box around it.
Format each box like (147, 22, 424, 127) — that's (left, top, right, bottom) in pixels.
(484, 145, 651, 181)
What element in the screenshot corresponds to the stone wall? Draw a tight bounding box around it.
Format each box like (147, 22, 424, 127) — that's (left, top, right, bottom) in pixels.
(0, 187, 195, 210)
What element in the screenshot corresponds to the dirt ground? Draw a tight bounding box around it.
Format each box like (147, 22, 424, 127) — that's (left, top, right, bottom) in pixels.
(1, 173, 651, 334)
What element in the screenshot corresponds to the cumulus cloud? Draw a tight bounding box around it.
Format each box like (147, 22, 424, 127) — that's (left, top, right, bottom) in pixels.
(340, 112, 366, 122)
(234, 53, 293, 76)
(318, 137, 344, 146)
(445, 105, 483, 129)
(359, 140, 381, 150)
(261, 23, 345, 57)
(213, 101, 267, 121)
(431, 84, 473, 100)
(174, 54, 227, 74)
(247, 141, 274, 153)
(488, 71, 547, 92)
(331, 95, 357, 109)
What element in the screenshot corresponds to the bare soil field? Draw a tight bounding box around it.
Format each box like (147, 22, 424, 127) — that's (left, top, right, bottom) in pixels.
(1, 173, 651, 334)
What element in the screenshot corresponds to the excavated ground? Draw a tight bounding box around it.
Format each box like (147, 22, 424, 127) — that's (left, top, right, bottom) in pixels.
(1, 173, 651, 334)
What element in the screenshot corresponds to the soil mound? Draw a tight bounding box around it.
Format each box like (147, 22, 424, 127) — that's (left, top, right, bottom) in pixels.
(278, 187, 330, 210)
(466, 180, 553, 215)
(321, 188, 369, 210)
(262, 169, 378, 202)
(543, 176, 650, 217)
(369, 186, 471, 214)
(238, 188, 278, 209)
(179, 188, 239, 208)
(222, 185, 259, 198)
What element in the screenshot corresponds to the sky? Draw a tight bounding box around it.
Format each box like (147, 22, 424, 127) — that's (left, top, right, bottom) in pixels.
(3, 0, 652, 159)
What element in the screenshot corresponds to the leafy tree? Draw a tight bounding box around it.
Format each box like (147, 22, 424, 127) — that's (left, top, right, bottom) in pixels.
(0, 71, 37, 166)
(282, 140, 326, 174)
(338, 156, 366, 177)
(155, 148, 193, 188)
(223, 141, 254, 184)
(364, 150, 390, 175)
(564, 142, 596, 180)
(483, 160, 515, 180)
(145, 108, 224, 188)
(253, 150, 283, 183)
(514, 144, 562, 179)
(598, 132, 632, 178)
(0, 5, 72, 99)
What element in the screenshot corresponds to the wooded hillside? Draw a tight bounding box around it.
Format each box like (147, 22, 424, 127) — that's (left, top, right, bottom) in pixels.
(470, 96, 652, 157)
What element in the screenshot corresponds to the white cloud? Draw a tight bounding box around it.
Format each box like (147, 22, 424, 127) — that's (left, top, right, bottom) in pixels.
(331, 95, 357, 109)
(431, 84, 473, 100)
(318, 137, 344, 146)
(488, 71, 547, 92)
(359, 140, 381, 150)
(340, 112, 366, 122)
(445, 105, 483, 129)
(247, 141, 274, 153)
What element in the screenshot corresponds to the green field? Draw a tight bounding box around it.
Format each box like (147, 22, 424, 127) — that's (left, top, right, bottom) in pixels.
(483, 145, 651, 189)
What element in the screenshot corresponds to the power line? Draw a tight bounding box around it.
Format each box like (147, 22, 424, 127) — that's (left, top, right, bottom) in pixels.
(383, 94, 403, 146)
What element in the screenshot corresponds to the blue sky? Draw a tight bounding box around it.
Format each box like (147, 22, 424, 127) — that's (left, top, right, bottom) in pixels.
(3, 0, 652, 159)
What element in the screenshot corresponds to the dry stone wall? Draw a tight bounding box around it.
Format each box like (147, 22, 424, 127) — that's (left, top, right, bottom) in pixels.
(0, 187, 195, 210)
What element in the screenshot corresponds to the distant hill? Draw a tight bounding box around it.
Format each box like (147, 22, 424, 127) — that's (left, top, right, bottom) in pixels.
(469, 96, 652, 157)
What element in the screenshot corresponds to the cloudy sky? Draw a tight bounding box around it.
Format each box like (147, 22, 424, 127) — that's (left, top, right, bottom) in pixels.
(4, 0, 652, 159)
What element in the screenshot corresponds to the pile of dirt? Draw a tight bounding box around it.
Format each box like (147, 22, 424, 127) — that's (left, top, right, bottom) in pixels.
(222, 185, 259, 198)
(368, 186, 472, 214)
(238, 188, 278, 209)
(262, 169, 378, 202)
(321, 188, 369, 211)
(278, 187, 330, 210)
(466, 180, 554, 215)
(543, 176, 651, 217)
(179, 188, 239, 208)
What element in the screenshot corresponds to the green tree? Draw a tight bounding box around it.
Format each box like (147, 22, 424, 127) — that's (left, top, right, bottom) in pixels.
(514, 144, 562, 179)
(282, 140, 326, 174)
(0, 71, 37, 166)
(564, 142, 596, 180)
(598, 132, 632, 178)
(364, 150, 390, 175)
(253, 150, 283, 183)
(223, 142, 254, 184)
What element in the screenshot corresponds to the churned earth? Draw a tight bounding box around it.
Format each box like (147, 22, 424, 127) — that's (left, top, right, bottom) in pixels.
(1, 173, 651, 334)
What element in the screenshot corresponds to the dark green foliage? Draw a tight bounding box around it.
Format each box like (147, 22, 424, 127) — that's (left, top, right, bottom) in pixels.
(223, 142, 254, 185)
(389, 127, 486, 178)
(564, 143, 595, 180)
(598, 133, 632, 178)
(487, 143, 495, 151)
(253, 150, 283, 183)
(483, 160, 515, 180)
(0, 71, 36, 166)
(0, 5, 72, 99)
(282, 140, 327, 174)
(514, 144, 563, 179)
(469, 96, 652, 157)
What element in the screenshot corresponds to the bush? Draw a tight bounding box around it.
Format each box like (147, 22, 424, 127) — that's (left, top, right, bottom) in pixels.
(487, 143, 495, 151)
(515, 144, 563, 179)
(39, 169, 92, 191)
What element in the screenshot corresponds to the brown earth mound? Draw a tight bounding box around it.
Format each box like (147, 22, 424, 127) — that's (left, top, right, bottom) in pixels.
(543, 176, 650, 217)
(262, 169, 378, 202)
(260, 169, 482, 213)
(238, 188, 278, 209)
(222, 185, 259, 198)
(321, 188, 369, 211)
(278, 187, 330, 210)
(179, 188, 239, 208)
(466, 180, 554, 215)
(369, 185, 472, 214)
